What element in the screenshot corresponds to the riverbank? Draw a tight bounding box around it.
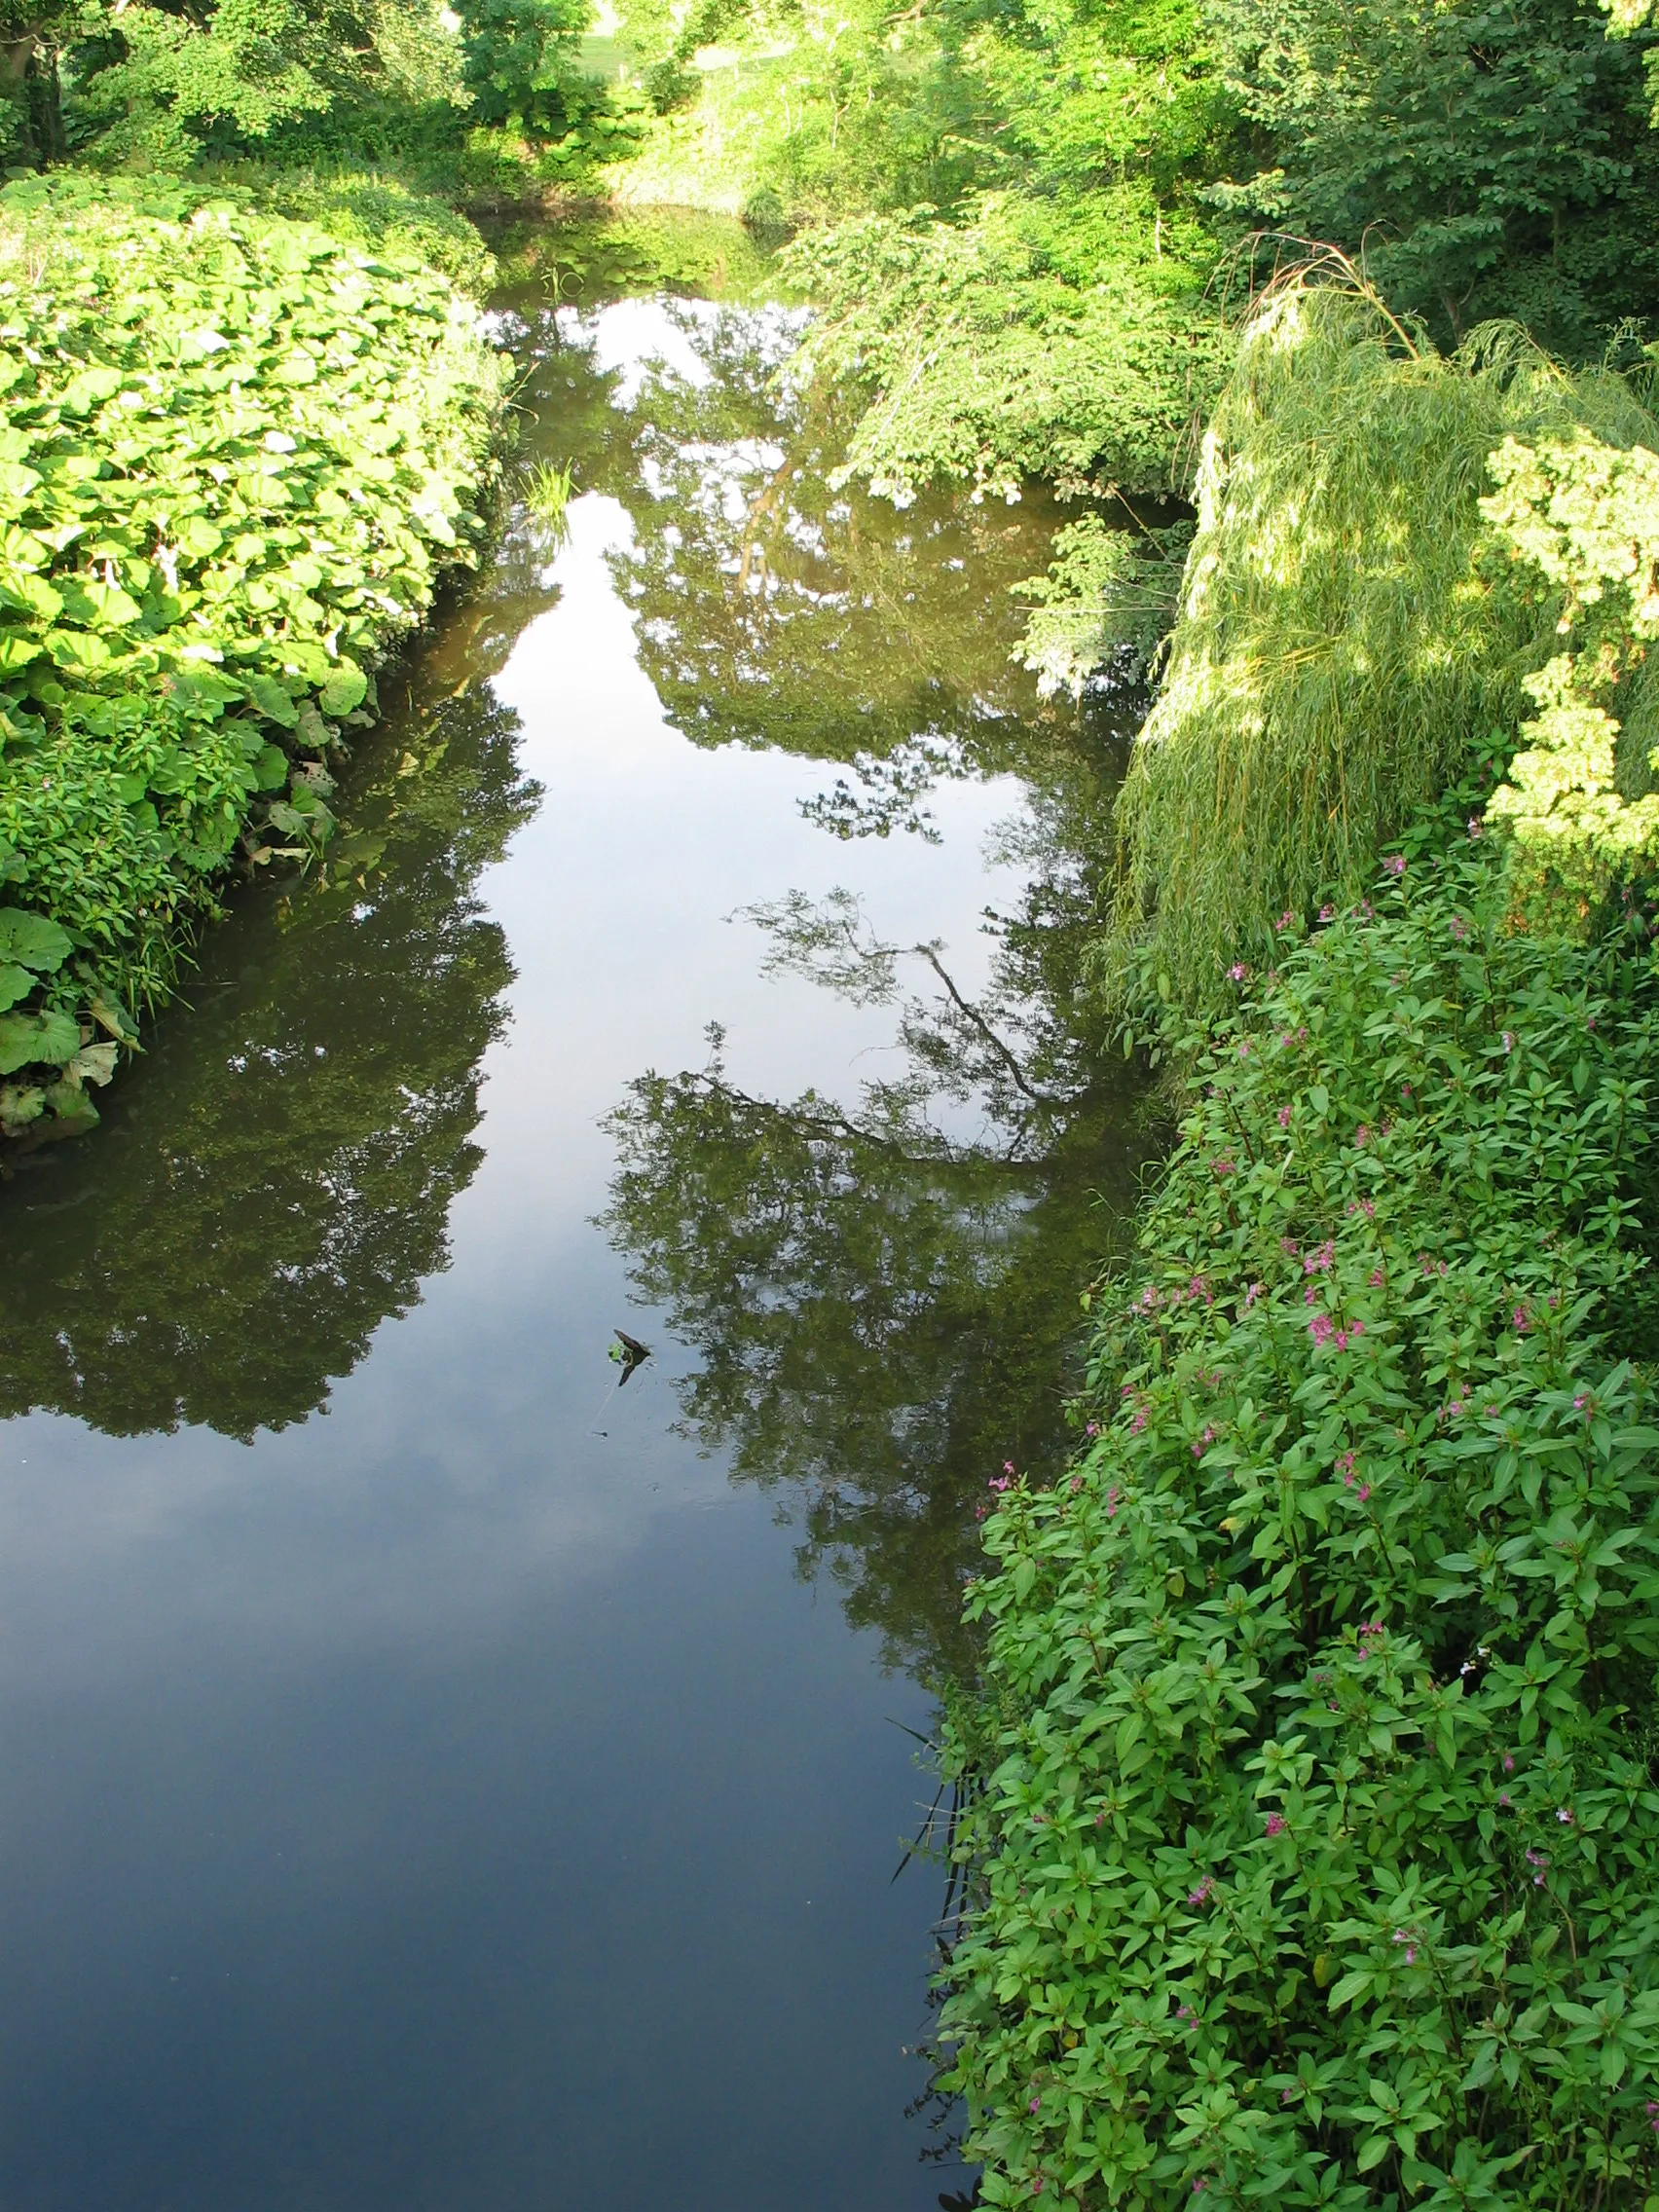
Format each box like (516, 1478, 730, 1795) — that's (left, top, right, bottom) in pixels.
(0, 172, 506, 1146)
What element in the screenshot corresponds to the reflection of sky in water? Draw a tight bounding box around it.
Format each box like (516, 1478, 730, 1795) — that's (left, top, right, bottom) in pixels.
(0, 301, 1037, 2209)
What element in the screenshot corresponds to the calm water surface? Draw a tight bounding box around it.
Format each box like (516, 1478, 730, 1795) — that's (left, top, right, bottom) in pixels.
(0, 222, 1144, 2209)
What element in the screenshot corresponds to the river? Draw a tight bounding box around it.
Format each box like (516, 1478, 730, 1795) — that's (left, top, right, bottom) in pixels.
(0, 215, 1145, 2211)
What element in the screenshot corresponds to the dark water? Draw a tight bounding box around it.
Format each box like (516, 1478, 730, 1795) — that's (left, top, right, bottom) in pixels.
(0, 221, 1145, 2210)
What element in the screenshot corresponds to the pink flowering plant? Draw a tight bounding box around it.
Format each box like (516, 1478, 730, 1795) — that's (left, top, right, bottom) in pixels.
(938, 833, 1659, 2211)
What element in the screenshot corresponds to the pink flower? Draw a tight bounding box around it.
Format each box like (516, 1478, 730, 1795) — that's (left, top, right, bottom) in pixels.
(1450, 915, 1468, 941)
(1335, 1450, 1355, 1477)
(1382, 854, 1407, 876)
(1029, 2096, 1041, 2115)
(1086, 1421, 1099, 1437)
(1265, 1812, 1286, 1837)
(1355, 1124, 1371, 1147)
(1227, 962, 1249, 983)
(1280, 1237, 1300, 1257)
(1304, 1240, 1335, 1274)
(1468, 814, 1484, 838)
(1502, 1032, 1515, 1053)
(1187, 1877, 1213, 1905)
(1347, 1198, 1375, 1219)
(1513, 1306, 1531, 1334)
(1244, 1281, 1264, 1308)
(1107, 1486, 1121, 1517)
(1277, 1103, 1292, 1128)
(1355, 1483, 1371, 1502)
(1557, 1807, 1574, 1825)
(1309, 1313, 1334, 1346)
(1368, 1268, 1383, 1286)
(1276, 909, 1294, 931)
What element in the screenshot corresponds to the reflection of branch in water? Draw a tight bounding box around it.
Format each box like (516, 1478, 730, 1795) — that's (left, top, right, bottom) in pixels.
(735, 888, 1077, 1127)
(797, 734, 972, 845)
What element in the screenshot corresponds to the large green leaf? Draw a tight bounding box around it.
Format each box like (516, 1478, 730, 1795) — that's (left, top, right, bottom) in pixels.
(0, 909, 72, 973)
(0, 1007, 79, 1075)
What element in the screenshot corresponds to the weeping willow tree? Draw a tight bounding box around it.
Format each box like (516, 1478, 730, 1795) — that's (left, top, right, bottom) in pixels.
(1106, 259, 1659, 1010)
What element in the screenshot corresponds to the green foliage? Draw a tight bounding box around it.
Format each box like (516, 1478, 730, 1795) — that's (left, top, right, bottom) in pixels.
(607, 0, 1241, 508)
(940, 825, 1659, 2209)
(1208, 0, 1659, 346)
(1015, 510, 1196, 698)
(781, 194, 1230, 502)
(1107, 271, 1659, 1013)
(0, 172, 502, 1133)
(1479, 426, 1659, 908)
(70, 0, 466, 166)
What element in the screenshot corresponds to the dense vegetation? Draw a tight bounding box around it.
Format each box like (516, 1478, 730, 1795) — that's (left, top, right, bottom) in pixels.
(0, 171, 502, 1140)
(942, 816, 1659, 2207)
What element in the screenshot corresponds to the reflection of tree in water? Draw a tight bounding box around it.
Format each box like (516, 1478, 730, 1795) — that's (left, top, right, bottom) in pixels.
(0, 673, 541, 1442)
(572, 283, 1153, 1687)
(603, 784, 1152, 1689)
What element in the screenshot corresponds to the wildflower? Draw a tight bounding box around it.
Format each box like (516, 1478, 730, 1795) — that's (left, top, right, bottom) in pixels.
(1557, 1807, 1574, 1825)
(1309, 1313, 1334, 1346)
(1355, 1483, 1371, 1502)
(1086, 1421, 1099, 1438)
(1355, 1124, 1371, 1147)
(1029, 2096, 1041, 2115)
(1468, 814, 1484, 838)
(1212, 1154, 1236, 1177)
(1383, 854, 1407, 876)
(1187, 1877, 1213, 1905)
(1265, 1812, 1286, 1837)
(1107, 1486, 1121, 1517)
(1332, 1321, 1364, 1352)
(1244, 1282, 1264, 1309)
(1004, 1461, 1015, 1474)
(1277, 1103, 1292, 1128)
(1404, 1946, 1417, 1965)
(1347, 1198, 1375, 1219)
(1070, 1474, 1083, 1493)
(1280, 1237, 1300, 1257)
(988, 1476, 1011, 1493)
(1304, 1240, 1336, 1274)
(1368, 1268, 1383, 1287)
(1276, 909, 1294, 932)
(1280, 2087, 1297, 2105)
(1503, 1753, 1516, 1774)
(1513, 1306, 1531, 1335)
(1450, 914, 1468, 941)
(1336, 1450, 1356, 1479)
(1318, 904, 1335, 923)
(1497, 1791, 1512, 1808)
(1129, 1408, 1147, 1434)
(1227, 962, 1249, 983)
(1502, 1031, 1515, 1053)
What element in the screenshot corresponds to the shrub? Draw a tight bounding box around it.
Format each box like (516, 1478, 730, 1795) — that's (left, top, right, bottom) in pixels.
(0, 174, 504, 1141)
(940, 823, 1659, 2209)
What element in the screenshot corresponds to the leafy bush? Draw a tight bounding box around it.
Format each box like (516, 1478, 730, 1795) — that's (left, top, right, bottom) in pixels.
(1480, 424, 1659, 911)
(1107, 271, 1659, 1013)
(940, 822, 1659, 2208)
(781, 194, 1230, 503)
(0, 173, 504, 1140)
